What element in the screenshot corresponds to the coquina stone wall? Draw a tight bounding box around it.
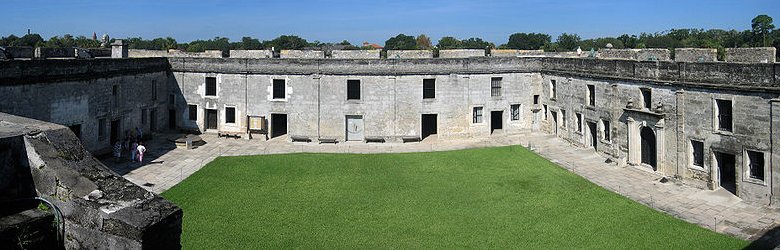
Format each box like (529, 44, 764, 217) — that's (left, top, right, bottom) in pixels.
(331, 50, 381, 59)
(726, 47, 777, 63)
(674, 48, 717, 62)
(386, 50, 433, 59)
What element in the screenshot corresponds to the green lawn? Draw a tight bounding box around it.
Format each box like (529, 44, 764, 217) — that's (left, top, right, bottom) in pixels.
(162, 146, 748, 249)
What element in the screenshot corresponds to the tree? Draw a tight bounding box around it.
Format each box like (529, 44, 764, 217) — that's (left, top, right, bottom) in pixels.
(384, 34, 417, 50)
(618, 34, 639, 48)
(752, 15, 775, 47)
(16, 34, 44, 47)
(460, 37, 493, 49)
(556, 33, 581, 51)
(416, 34, 432, 50)
(436, 36, 461, 49)
(240, 37, 263, 49)
(265, 35, 309, 50)
(506, 33, 550, 50)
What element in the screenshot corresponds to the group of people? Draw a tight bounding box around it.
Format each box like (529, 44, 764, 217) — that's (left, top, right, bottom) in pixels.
(112, 127, 147, 165)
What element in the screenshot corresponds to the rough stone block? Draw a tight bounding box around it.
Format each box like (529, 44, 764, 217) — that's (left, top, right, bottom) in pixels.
(726, 47, 776, 63)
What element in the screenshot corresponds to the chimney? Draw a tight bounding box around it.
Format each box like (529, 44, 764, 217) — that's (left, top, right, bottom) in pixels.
(111, 39, 128, 58)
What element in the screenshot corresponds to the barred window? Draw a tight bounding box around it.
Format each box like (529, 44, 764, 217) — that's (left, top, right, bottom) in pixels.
(491, 77, 502, 97)
(347, 80, 361, 100)
(473, 107, 483, 123)
(205, 77, 217, 96)
(273, 79, 285, 99)
(587, 84, 595, 106)
(602, 120, 610, 141)
(423, 79, 435, 99)
(188, 105, 197, 121)
(747, 150, 764, 181)
(716, 99, 732, 132)
(691, 140, 703, 167)
(225, 107, 236, 124)
(576, 113, 582, 132)
(510, 104, 520, 121)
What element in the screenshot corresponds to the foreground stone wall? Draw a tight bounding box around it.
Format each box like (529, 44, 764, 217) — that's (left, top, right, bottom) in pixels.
(726, 47, 777, 63)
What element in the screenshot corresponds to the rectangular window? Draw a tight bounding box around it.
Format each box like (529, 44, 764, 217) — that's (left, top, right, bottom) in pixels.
(641, 88, 652, 110)
(716, 99, 732, 132)
(747, 150, 765, 181)
(273, 79, 285, 99)
(188, 105, 197, 121)
(473, 107, 483, 123)
(561, 110, 567, 128)
(587, 84, 595, 106)
(205, 77, 217, 96)
(112, 85, 118, 96)
(152, 81, 157, 100)
(491, 77, 502, 97)
(691, 140, 704, 168)
(510, 104, 521, 121)
(602, 120, 610, 141)
(225, 107, 236, 124)
(551, 80, 557, 99)
(347, 80, 361, 100)
(423, 79, 435, 99)
(141, 109, 148, 125)
(533, 95, 540, 104)
(98, 118, 106, 141)
(543, 105, 548, 120)
(169, 94, 175, 106)
(576, 113, 582, 132)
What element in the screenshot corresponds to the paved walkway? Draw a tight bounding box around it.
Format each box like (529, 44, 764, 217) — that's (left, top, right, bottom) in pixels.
(101, 132, 780, 242)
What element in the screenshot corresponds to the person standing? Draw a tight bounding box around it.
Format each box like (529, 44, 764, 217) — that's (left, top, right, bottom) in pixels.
(130, 140, 138, 162)
(137, 142, 147, 165)
(113, 140, 122, 163)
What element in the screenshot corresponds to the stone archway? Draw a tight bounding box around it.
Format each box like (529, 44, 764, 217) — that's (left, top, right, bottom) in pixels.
(640, 126, 656, 170)
(627, 117, 665, 172)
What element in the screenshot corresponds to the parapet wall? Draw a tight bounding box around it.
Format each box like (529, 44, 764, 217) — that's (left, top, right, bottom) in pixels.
(491, 49, 545, 57)
(0, 57, 170, 84)
(598, 48, 671, 61)
(726, 47, 776, 63)
(439, 49, 485, 58)
(228, 50, 272, 58)
(280, 50, 324, 59)
(331, 50, 381, 59)
(674, 48, 717, 62)
(386, 50, 433, 59)
(129, 49, 225, 58)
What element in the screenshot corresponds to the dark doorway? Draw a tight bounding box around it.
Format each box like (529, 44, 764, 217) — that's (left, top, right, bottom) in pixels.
(490, 111, 503, 134)
(715, 152, 737, 196)
(271, 113, 287, 138)
(150, 109, 157, 132)
(587, 121, 597, 150)
(110, 120, 120, 145)
(640, 126, 656, 170)
(68, 124, 81, 139)
(550, 111, 558, 135)
(206, 109, 218, 131)
(168, 109, 176, 130)
(421, 114, 437, 139)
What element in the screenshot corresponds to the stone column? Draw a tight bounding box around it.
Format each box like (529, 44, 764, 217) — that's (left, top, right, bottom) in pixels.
(112, 40, 128, 58)
(627, 117, 639, 165)
(655, 119, 666, 173)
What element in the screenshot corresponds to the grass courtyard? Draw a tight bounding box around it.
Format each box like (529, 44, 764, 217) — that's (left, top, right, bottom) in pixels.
(162, 146, 748, 249)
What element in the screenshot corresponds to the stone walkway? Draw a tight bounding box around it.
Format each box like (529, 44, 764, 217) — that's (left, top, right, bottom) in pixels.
(101, 132, 780, 242)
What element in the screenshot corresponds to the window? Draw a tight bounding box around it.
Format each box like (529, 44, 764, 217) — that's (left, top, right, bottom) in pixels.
(691, 140, 704, 168)
(602, 120, 610, 141)
(169, 94, 175, 106)
(347, 80, 361, 100)
(550, 79, 557, 99)
(716, 99, 732, 132)
(205, 77, 217, 96)
(576, 113, 582, 132)
(112, 85, 118, 96)
(98, 118, 106, 141)
(141, 109, 148, 125)
(533, 95, 540, 104)
(188, 105, 197, 121)
(473, 107, 483, 123)
(510, 104, 521, 121)
(543, 105, 548, 120)
(641, 88, 652, 110)
(423, 79, 435, 99)
(587, 84, 595, 106)
(561, 110, 567, 128)
(491, 77, 502, 97)
(152, 81, 157, 100)
(747, 150, 765, 181)
(273, 79, 285, 99)
(225, 107, 236, 124)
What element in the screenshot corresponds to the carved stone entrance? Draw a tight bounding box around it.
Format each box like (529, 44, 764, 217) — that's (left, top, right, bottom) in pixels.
(625, 110, 665, 173)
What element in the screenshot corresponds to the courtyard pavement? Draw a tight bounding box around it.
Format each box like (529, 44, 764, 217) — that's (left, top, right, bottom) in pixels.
(101, 131, 780, 242)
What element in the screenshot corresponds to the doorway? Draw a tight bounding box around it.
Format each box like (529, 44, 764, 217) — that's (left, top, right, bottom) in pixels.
(490, 111, 503, 134)
(150, 109, 157, 132)
(640, 126, 656, 170)
(110, 120, 121, 145)
(68, 124, 81, 139)
(271, 113, 288, 138)
(421, 114, 437, 139)
(345, 115, 364, 141)
(206, 109, 218, 131)
(168, 109, 176, 130)
(587, 121, 597, 150)
(715, 152, 737, 196)
(550, 111, 558, 135)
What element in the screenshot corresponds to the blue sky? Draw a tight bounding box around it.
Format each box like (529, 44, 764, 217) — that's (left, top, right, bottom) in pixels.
(4, 0, 780, 45)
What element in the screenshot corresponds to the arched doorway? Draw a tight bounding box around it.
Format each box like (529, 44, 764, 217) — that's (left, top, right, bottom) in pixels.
(640, 126, 656, 170)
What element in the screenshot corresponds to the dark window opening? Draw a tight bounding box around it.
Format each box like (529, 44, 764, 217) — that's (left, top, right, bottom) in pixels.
(423, 79, 435, 99)
(152, 81, 157, 100)
(691, 140, 704, 167)
(473, 107, 483, 123)
(576, 113, 582, 132)
(533, 95, 540, 104)
(587, 84, 595, 106)
(716, 99, 732, 132)
(510, 104, 520, 120)
(491, 77, 502, 97)
(98, 118, 106, 141)
(603, 120, 610, 141)
(347, 80, 361, 100)
(225, 107, 236, 124)
(551, 80, 557, 99)
(141, 109, 148, 125)
(273, 79, 285, 99)
(68, 124, 81, 140)
(188, 105, 197, 121)
(112, 85, 118, 96)
(748, 150, 764, 181)
(641, 88, 652, 110)
(205, 77, 217, 96)
(169, 94, 175, 106)
(561, 110, 566, 128)
(543, 105, 548, 120)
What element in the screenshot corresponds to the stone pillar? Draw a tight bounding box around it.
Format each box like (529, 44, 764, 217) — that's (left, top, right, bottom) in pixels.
(33, 47, 45, 59)
(112, 40, 128, 58)
(771, 99, 780, 205)
(655, 119, 666, 173)
(675, 90, 685, 178)
(627, 117, 639, 165)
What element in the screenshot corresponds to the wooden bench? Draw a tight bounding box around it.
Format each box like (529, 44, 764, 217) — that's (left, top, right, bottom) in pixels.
(218, 131, 242, 139)
(364, 136, 385, 143)
(318, 137, 338, 144)
(290, 135, 312, 143)
(401, 136, 421, 143)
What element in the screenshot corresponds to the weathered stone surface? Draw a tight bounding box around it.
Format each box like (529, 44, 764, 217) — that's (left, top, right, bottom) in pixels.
(598, 48, 670, 61)
(228, 50, 272, 59)
(280, 50, 324, 59)
(491, 49, 544, 57)
(331, 50, 380, 59)
(386, 50, 432, 59)
(726, 47, 776, 63)
(675, 48, 717, 62)
(439, 49, 485, 58)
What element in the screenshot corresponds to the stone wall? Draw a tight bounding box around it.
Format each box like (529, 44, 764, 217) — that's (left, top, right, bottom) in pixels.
(228, 50, 272, 59)
(331, 50, 381, 59)
(280, 50, 324, 59)
(1, 46, 34, 59)
(726, 47, 777, 63)
(0, 113, 182, 248)
(598, 49, 670, 61)
(386, 50, 433, 59)
(129, 49, 225, 58)
(491, 49, 545, 57)
(439, 49, 485, 58)
(674, 48, 718, 62)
